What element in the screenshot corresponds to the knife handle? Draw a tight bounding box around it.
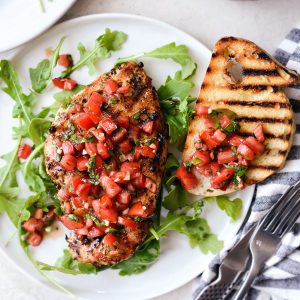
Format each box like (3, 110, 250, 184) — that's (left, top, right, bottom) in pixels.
(196, 281, 234, 300)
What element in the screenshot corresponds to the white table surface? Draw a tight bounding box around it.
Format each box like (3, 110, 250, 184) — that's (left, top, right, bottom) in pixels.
(1, 0, 300, 299)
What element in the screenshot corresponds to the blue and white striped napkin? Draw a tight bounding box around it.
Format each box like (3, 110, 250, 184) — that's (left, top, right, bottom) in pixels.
(193, 23, 300, 300)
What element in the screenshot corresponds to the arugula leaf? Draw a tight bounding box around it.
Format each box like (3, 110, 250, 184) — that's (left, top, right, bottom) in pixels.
(23, 143, 46, 192)
(0, 60, 35, 127)
(160, 96, 194, 145)
(28, 118, 51, 145)
(163, 185, 189, 211)
(112, 240, 160, 276)
(158, 77, 194, 101)
(116, 42, 196, 79)
(216, 196, 243, 221)
(165, 153, 180, 171)
(62, 29, 127, 77)
(29, 37, 65, 93)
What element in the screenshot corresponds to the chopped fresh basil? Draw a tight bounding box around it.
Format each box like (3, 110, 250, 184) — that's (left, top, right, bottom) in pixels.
(68, 214, 78, 222)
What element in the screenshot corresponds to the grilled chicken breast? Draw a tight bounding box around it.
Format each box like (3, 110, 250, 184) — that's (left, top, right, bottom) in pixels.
(44, 62, 167, 265)
(182, 37, 299, 196)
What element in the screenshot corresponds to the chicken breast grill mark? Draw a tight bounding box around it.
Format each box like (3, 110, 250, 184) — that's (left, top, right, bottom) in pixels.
(44, 62, 168, 265)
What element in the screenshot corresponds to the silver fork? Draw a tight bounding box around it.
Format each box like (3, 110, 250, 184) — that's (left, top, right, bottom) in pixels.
(233, 181, 300, 300)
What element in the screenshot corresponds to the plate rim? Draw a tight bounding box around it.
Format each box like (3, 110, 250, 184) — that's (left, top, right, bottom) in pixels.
(0, 12, 254, 300)
(0, 0, 76, 53)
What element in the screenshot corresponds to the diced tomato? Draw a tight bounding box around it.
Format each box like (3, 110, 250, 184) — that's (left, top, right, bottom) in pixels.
(58, 54, 73, 68)
(75, 113, 95, 130)
(220, 115, 231, 128)
(119, 140, 132, 154)
(72, 197, 83, 209)
(60, 215, 84, 230)
(128, 201, 148, 217)
(200, 131, 219, 150)
(103, 79, 119, 95)
(141, 121, 153, 134)
(212, 129, 227, 143)
(33, 208, 44, 220)
(238, 143, 255, 160)
(217, 149, 237, 164)
(118, 216, 137, 229)
(102, 176, 122, 198)
(87, 226, 106, 238)
(95, 155, 103, 169)
(131, 174, 146, 189)
(210, 162, 221, 174)
(117, 191, 131, 205)
(67, 174, 82, 195)
(204, 118, 216, 130)
(195, 105, 209, 116)
(238, 155, 250, 166)
(176, 166, 198, 190)
(111, 128, 127, 143)
(77, 156, 89, 171)
(86, 92, 104, 116)
(105, 138, 114, 150)
(85, 218, 94, 228)
(145, 177, 157, 193)
(74, 143, 84, 151)
(18, 143, 32, 159)
(120, 162, 140, 175)
(69, 104, 82, 115)
(100, 116, 117, 134)
(52, 78, 65, 89)
(211, 168, 235, 189)
(116, 115, 129, 128)
(192, 151, 211, 166)
(85, 142, 97, 156)
(98, 208, 118, 223)
(58, 188, 69, 201)
(99, 194, 113, 209)
(23, 218, 44, 233)
(76, 182, 92, 199)
(27, 232, 43, 247)
(62, 78, 77, 91)
(196, 162, 221, 176)
(228, 135, 244, 146)
(60, 154, 77, 171)
(86, 111, 100, 124)
(91, 128, 106, 142)
(117, 82, 131, 95)
(244, 136, 265, 155)
(253, 123, 265, 143)
(62, 141, 75, 155)
(141, 145, 156, 159)
(102, 233, 120, 250)
(113, 171, 130, 184)
(97, 142, 110, 159)
(134, 145, 142, 160)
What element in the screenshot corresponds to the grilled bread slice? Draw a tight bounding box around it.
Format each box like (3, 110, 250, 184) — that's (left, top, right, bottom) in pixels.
(183, 37, 299, 196)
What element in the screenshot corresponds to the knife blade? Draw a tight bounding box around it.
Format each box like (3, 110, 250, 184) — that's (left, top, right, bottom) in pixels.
(195, 225, 256, 300)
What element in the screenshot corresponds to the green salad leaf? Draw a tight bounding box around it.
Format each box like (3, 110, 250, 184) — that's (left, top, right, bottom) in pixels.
(62, 29, 127, 77)
(112, 240, 160, 276)
(163, 185, 189, 211)
(216, 196, 243, 221)
(0, 60, 36, 128)
(29, 118, 52, 145)
(116, 42, 196, 79)
(29, 37, 65, 93)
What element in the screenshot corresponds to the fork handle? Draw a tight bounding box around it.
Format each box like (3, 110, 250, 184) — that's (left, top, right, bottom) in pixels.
(233, 261, 261, 300)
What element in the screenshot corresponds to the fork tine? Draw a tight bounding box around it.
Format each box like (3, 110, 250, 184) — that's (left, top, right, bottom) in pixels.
(275, 197, 300, 237)
(262, 187, 300, 231)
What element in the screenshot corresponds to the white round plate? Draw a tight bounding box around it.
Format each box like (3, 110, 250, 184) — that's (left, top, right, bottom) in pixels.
(0, 0, 76, 52)
(0, 14, 255, 300)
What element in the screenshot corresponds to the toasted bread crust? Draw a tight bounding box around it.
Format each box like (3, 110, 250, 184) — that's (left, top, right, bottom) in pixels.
(183, 37, 298, 196)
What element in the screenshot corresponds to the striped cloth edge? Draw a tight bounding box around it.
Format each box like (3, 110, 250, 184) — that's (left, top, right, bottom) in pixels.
(192, 22, 300, 300)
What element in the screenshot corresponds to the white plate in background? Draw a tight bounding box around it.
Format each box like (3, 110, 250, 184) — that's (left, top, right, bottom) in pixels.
(0, 0, 76, 52)
(0, 14, 254, 300)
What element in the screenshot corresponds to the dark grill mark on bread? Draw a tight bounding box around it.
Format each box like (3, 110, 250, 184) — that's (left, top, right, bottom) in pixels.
(243, 69, 279, 76)
(257, 52, 272, 61)
(235, 116, 293, 124)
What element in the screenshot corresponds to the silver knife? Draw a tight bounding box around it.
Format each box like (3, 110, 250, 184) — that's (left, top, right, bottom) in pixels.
(195, 225, 256, 300)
